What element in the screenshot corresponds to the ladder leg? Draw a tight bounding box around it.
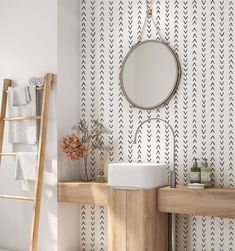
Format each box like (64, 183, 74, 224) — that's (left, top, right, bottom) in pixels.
(0, 79, 11, 165)
(29, 73, 53, 251)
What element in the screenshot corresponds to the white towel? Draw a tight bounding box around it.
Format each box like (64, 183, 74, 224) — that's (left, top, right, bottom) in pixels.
(12, 86, 31, 106)
(8, 86, 37, 144)
(15, 152, 38, 191)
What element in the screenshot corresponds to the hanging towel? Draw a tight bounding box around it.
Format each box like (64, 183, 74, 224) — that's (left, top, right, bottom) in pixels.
(8, 86, 37, 144)
(12, 86, 31, 106)
(15, 152, 38, 191)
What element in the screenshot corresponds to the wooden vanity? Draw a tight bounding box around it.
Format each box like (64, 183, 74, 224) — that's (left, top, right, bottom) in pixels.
(58, 182, 235, 251)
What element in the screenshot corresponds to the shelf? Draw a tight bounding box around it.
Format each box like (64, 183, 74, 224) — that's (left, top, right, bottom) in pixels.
(157, 186, 235, 219)
(58, 182, 235, 219)
(58, 182, 108, 205)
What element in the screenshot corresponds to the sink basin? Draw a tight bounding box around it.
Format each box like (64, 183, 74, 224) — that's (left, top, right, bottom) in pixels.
(108, 162, 168, 189)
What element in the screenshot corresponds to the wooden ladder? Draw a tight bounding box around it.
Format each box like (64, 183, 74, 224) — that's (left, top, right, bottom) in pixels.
(0, 73, 53, 251)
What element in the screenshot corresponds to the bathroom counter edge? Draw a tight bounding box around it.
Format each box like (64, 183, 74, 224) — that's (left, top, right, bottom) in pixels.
(58, 182, 235, 219)
(158, 186, 235, 219)
(58, 181, 109, 205)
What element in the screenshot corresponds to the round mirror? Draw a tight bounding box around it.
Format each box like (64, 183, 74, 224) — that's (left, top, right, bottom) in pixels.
(120, 40, 181, 110)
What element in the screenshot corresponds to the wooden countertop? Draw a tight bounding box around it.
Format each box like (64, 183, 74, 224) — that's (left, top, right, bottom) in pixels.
(157, 186, 235, 219)
(58, 181, 108, 205)
(58, 182, 235, 219)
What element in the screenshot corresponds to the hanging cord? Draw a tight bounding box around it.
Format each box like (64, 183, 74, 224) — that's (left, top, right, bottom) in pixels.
(138, 0, 164, 43)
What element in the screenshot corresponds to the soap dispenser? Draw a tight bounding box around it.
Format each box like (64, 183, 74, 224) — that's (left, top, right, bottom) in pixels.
(190, 157, 201, 183)
(200, 158, 212, 188)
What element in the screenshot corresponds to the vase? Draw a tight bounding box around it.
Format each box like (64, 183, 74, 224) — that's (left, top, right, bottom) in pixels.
(81, 154, 90, 182)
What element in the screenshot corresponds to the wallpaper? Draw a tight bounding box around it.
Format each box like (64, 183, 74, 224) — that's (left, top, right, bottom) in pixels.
(79, 0, 235, 250)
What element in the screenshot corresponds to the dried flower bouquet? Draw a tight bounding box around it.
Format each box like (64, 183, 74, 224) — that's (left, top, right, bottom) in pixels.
(61, 119, 108, 181)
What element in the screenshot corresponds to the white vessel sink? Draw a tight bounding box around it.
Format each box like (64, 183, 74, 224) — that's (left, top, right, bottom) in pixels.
(108, 162, 168, 189)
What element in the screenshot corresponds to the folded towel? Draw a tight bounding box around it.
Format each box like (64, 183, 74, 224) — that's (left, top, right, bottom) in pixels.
(12, 86, 31, 106)
(15, 152, 38, 191)
(8, 86, 37, 144)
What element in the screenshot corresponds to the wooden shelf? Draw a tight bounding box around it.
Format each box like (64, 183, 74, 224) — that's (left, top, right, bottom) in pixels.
(58, 182, 235, 219)
(158, 186, 235, 219)
(58, 182, 108, 205)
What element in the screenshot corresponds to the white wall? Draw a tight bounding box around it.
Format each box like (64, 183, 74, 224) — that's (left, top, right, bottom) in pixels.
(57, 0, 81, 250)
(0, 1, 57, 251)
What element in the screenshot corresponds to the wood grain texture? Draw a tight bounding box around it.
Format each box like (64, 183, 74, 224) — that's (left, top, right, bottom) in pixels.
(108, 188, 168, 251)
(126, 189, 157, 251)
(58, 182, 109, 205)
(30, 73, 53, 251)
(3, 115, 41, 121)
(158, 186, 235, 219)
(0, 195, 34, 201)
(108, 188, 127, 251)
(57, 182, 235, 250)
(5, 86, 44, 92)
(0, 152, 17, 156)
(156, 192, 168, 251)
(0, 79, 11, 165)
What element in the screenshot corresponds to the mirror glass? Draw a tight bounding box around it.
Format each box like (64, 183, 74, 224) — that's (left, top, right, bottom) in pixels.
(120, 40, 181, 109)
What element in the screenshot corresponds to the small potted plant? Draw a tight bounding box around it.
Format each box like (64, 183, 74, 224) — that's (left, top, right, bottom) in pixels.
(61, 119, 108, 181)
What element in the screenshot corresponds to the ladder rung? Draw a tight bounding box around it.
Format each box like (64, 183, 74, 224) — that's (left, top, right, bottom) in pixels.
(0, 194, 34, 201)
(0, 152, 16, 156)
(3, 116, 41, 121)
(0, 152, 38, 156)
(0, 249, 18, 251)
(0, 249, 22, 251)
(5, 86, 44, 93)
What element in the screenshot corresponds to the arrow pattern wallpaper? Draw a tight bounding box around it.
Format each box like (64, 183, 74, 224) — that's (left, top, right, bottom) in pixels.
(79, 0, 234, 250)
